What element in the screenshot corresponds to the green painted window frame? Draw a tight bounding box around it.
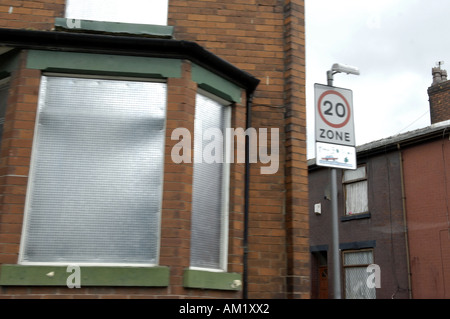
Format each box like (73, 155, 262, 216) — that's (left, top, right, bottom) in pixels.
(0, 264, 169, 287)
(26, 50, 182, 79)
(183, 269, 241, 291)
(191, 64, 242, 103)
(25, 50, 243, 104)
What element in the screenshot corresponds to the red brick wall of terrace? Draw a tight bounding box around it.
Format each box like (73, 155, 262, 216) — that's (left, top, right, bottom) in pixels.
(402, 138, 450, 298)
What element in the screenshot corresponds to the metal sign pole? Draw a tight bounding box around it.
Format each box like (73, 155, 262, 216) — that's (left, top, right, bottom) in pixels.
(327, 72, 342, 299)
(316, 63, 359, 299)
(330, 167, 341, 299)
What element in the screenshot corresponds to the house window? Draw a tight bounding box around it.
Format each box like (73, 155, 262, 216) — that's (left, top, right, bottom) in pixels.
(65, 0, 169, 25)
(19, 75, 167, 265)
(0, 77, 10, 149)
(343, 249, 376, 299)
(343, 165, 368, 216)
(190, 92, 231, 271)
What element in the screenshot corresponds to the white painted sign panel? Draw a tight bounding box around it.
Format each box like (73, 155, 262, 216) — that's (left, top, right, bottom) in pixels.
(314, 83, 355, 147)
(316, 142, 356, 170)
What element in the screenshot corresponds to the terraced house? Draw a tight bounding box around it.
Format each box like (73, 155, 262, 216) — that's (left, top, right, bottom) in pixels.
(0, 0, 309, 298)
(308, 65, 450, 299)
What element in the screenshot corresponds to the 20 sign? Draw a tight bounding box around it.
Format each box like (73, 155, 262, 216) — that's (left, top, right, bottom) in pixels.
(314, 83, 355, 147)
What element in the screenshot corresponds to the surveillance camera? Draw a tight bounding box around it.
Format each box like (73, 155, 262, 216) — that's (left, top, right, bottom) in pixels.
(331, 63, 360, 76)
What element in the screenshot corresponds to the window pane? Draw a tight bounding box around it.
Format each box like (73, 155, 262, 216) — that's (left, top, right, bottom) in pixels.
(345, 180, 368, 215)
(344, 250, 375, 299)
(343, 165, 366, 182)
(345, 267, 376, 299)
(344, 250, 373, 266)
(21, 76, 166, 265)
(65, 0, 169, 25)
(190, 93, 229, 270)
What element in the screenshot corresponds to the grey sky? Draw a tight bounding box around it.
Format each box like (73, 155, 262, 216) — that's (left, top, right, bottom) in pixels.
(305, 0, 450, 158)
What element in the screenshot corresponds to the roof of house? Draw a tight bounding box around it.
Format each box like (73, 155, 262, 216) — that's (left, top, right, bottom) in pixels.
(308, 119, 450, 168)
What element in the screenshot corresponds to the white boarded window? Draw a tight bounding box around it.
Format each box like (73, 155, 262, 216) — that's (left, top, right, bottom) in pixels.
(343, 250, 376, 299)
(65, 0, 169, 25)
(20, 76, 167, 265)
(190, 92, 231, 271)
(343, 165, 368, 216)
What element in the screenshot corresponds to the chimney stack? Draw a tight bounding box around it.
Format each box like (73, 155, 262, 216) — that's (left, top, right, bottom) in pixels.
(428, 63, 450, 124)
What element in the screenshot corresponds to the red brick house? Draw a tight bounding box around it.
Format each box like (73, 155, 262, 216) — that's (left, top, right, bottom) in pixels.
(309, 65, 450, 299)
(0, 1, 309, 299)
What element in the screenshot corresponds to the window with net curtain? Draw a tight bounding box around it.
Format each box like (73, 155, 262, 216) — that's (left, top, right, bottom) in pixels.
(343, 250, 376, 299)
(19, 76, 167, 265)
(343, 165, 368, 216)
(190, 92, 231, 271)
(65, 0, 169, 25)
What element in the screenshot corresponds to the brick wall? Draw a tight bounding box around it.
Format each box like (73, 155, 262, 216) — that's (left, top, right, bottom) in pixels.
(0, 0, 309, 299)
(169, 0, 309, 298)
(402, 139, 450, 298)
(0, 51, 38, 267)
(0, 0, 64, 30)
(428, 73, 450, 125)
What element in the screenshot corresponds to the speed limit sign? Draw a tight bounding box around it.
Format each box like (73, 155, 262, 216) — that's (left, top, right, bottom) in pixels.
(314, 83, 355, 147)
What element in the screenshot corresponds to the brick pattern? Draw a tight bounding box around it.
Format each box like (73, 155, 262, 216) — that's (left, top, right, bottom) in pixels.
(402, 139, 450, 298)
(0, 51, 38, 269)
(169, 0, 308, 299)
(428, 80, 450, 124)
(160, 61, 246, 298)
(160, 63, 196, 298)
(0, 0, 65, 30)
(283, 0, 309, 299)
(0, 0, 308, 299)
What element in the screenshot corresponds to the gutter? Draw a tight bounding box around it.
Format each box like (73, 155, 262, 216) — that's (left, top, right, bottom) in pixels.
(0, 28, 259, 93)
(397, 144, 413, 299)
(242, 89, 255, 299)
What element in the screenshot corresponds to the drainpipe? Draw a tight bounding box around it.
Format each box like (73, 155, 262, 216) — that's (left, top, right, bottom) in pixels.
(243, 89, 255, 299)
(398, 143, 413, 299)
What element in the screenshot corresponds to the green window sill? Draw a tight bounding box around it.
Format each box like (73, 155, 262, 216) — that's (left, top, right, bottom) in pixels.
(0, 264, 169, 287)
(183, 269, 242, 291)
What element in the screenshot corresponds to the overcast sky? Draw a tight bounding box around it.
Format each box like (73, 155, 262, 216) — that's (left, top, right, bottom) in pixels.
(305, 0, 450, 159)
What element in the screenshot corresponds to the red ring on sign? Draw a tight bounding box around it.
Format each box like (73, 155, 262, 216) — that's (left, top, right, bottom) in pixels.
(318, 90, 351, 128)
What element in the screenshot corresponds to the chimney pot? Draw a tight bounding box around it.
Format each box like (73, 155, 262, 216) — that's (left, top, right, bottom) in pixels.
(432, 66, 442, 85)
